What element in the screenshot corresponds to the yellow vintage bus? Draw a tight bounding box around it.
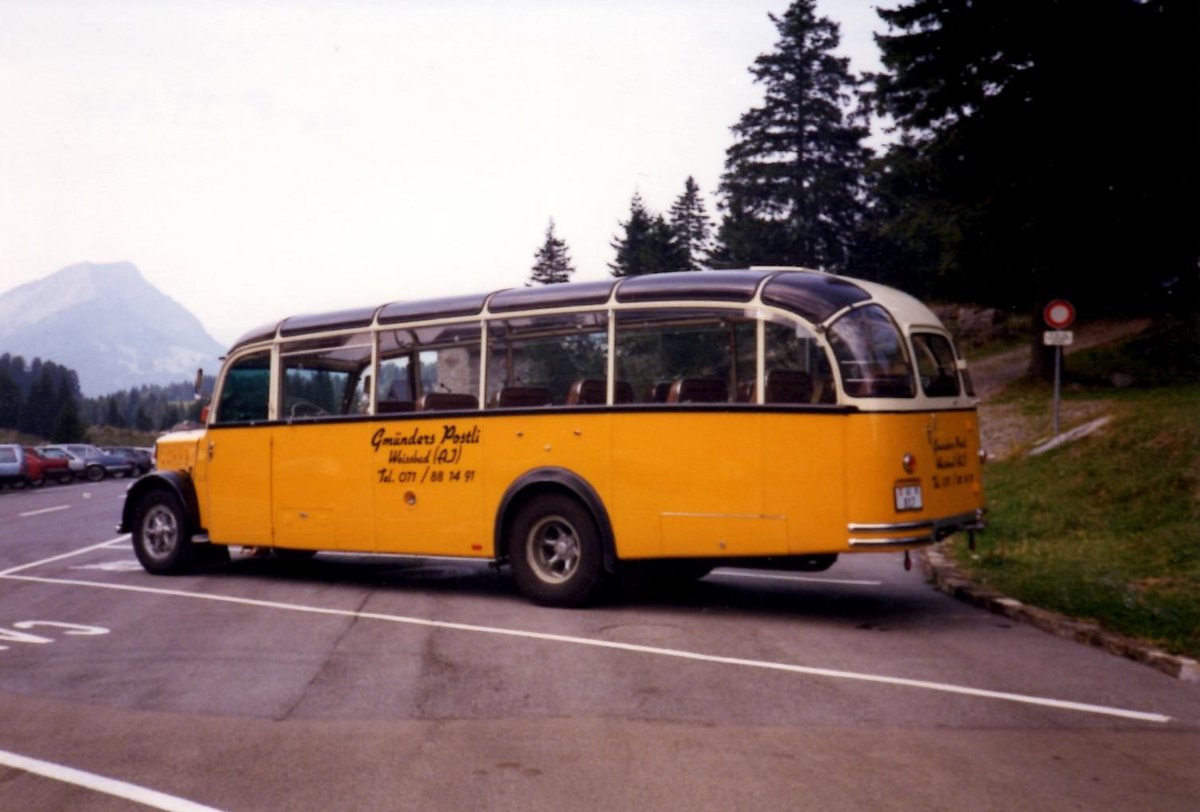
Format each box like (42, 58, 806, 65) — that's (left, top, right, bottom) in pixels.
(121, 268, 986, 606)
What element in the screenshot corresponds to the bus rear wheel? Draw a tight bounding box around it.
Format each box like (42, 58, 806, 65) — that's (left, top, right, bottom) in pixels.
(132, 490, 194, 574)
(508, 494, 605, 608)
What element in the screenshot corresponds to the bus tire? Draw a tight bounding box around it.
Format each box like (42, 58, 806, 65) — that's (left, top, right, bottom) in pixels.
(508, 494, 605, 607)
(131, 489, 194, 575)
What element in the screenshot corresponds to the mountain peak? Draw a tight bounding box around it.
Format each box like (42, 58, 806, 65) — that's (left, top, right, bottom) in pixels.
(60, 260, 144, 285)
(0, 261, 223, 396)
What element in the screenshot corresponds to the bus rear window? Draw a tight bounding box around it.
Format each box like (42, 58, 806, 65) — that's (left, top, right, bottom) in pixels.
(827, 305, 915, 398)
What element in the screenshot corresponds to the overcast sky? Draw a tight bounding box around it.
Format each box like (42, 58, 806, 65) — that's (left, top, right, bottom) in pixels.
(1, 0, 889, 344)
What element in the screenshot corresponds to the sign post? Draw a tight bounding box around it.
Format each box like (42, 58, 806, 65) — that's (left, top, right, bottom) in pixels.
(1043, 300, 1076, 436)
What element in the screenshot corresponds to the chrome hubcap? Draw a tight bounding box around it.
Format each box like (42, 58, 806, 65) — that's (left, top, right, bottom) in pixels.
(527, 515, 579, 584)
(141, 505, 178, 562)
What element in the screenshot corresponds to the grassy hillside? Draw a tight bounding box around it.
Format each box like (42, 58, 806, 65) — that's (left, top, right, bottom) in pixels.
(957, 318, 1200, 658)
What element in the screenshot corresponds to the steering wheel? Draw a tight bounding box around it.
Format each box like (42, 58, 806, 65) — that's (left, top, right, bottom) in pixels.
(290, 399, 328, 417)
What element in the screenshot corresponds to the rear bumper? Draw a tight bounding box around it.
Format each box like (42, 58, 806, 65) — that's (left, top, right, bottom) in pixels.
(847, 509, 986, 549)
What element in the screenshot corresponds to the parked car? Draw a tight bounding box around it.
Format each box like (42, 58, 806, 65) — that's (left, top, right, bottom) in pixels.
(0, 443, 27, 489)
(36, 446, 82, 482)
(102, 446, 154, 476)
(40, 444, 134, 482)
(24, 446, 73, 485)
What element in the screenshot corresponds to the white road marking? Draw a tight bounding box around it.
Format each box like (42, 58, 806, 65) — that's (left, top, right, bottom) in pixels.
(18, 505, 70, 518)
(0, 566, 1173, 724)
(70, 561, 145, 572)
(712, 569, 883, 586)
(0, 536, 128, 578)
(0, 747, 223, 812)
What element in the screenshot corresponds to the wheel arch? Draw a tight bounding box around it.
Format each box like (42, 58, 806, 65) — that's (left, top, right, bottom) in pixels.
(493, 467, 617, 574)
(118, 470, 202, 537)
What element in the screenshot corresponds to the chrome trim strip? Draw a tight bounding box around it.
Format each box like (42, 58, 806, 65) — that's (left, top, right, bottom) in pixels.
(846, 510, 987, 549)
(847, 519, 933, 532)
(661, 512, 787, 521)
(848, 534, 934, 548)
(847, 511, 984, 535)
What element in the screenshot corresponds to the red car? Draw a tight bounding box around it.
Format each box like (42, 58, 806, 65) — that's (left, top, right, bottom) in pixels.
(23, 446, 73, 486)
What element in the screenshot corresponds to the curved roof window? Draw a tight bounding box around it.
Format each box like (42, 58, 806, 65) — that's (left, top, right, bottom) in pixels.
(761, 273, 871, 323)
(615, 270, 771, 303)
(489, 279, 616, 312)
(279, 306, 378, 337)
(378, 293, 488, 324)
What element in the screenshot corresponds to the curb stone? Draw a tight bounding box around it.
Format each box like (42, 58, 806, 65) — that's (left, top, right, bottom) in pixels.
(921, 542, 1200, 683)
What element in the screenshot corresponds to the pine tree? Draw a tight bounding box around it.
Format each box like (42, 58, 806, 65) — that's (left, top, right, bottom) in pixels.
(0, 368, 21, 429)
(52, 378, 86, 442)
(160, 403, 183, 431)
(716, 0, 870, 270)
(528, 219, 576, 285)
(105, 397, 126, 428)
(19, 368, 57, 439)
(135, 406, 153, 431)
(872, 0, 1200, 372)
(668, 177, 713, 271)
(609, 192, 687, 277)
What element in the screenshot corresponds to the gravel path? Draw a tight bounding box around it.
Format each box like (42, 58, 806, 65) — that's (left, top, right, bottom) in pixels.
(969, 320, 1149, 459)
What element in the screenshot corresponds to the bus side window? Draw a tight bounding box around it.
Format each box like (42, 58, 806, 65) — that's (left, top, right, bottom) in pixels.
(485, 312, 608, 406)
(763, 321, 835, 404)
(911, 332, 961, 398)
(615, 309, 754, 404)
(279, 333, 373, 418)
(213, 351, 271, 424)
(378, 356, 415, 412)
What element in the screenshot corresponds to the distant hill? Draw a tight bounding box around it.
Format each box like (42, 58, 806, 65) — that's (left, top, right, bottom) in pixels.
(0, 261, 224, 396)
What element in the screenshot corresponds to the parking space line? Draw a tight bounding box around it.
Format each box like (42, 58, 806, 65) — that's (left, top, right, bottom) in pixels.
(0, 536, 128, 578)
(0, 570, 1172, 724)
(18, 505, 71, 518)
(0, 747, 222, 812)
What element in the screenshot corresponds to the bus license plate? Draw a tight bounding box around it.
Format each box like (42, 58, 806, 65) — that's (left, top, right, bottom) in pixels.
(894, 482, 923, 511)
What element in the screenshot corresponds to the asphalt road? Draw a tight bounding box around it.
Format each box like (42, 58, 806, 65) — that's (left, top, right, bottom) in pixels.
(1, 478, 1198, 811)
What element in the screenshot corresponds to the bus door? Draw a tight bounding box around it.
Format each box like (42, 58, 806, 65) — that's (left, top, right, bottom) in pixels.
(371, 344, 486, 556)
(610, 309, 784, 559)
(272, 422, 372, 551)
(611, 412, 777, 558)
(272, 341, 374, 551)
(758, 320, 847, 554)
(199, 351, 273, 547)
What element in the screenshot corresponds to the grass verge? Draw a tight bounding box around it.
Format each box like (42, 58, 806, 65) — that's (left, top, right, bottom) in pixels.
(954, 321, 1199, 659)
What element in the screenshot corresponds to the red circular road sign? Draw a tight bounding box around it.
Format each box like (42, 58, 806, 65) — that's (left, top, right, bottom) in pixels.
(1043, 299, 1076, 329)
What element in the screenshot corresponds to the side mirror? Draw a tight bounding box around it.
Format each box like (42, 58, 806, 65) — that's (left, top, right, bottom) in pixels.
(194, 368, 204, 400)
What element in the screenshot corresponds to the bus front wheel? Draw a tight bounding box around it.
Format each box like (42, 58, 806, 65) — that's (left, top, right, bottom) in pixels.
(508, 494, 605, 608)
(132, 490, 194, 575)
